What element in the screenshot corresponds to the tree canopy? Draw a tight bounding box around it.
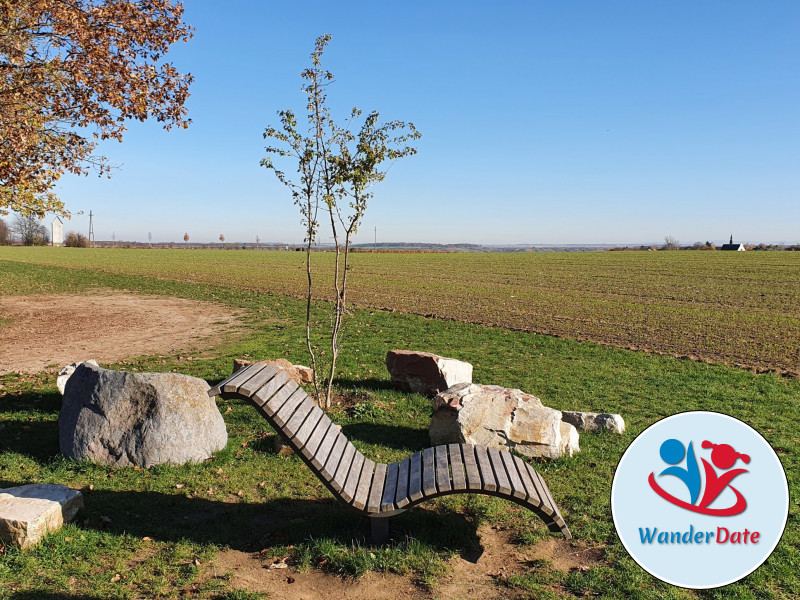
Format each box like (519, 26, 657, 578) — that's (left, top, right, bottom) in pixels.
(0, 0, 193, 217)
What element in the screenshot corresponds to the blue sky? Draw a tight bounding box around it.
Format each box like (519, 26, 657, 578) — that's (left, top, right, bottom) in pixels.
(53, 1, 799, 245)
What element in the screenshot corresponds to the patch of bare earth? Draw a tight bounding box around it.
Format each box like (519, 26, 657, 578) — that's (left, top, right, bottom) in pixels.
(211, 524, 601, 600)
(0, 292, 245, 374)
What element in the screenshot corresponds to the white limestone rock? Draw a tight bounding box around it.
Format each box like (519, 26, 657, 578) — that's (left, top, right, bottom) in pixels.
(0, 484, 83, 549)
(430, 383, 579, 459)
(57, 359, 98, 395)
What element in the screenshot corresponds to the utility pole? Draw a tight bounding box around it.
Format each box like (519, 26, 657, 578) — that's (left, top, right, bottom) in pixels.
(374, 226, 377, 245)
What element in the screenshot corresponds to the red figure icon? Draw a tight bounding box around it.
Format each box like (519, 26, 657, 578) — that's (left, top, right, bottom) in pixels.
(697, 441, 750, 513)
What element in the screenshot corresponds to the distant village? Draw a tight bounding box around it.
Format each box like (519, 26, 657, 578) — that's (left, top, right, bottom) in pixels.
(2, 216, 798, 252)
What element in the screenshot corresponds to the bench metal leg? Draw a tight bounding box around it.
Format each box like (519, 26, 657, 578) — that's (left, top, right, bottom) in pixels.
(370, 517, 389, 544)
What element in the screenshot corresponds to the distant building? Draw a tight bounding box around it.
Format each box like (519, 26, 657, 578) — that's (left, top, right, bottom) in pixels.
(51, 217, 63, 246)
(720, 234, 745, 251)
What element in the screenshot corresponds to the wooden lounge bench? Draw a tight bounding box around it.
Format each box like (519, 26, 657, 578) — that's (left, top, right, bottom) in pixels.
(209, 363, 572, 542)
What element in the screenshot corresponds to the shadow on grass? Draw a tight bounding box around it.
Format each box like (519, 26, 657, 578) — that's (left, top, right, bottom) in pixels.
(0, 419, 59, 462)
(78, 489, 480, 553)
(0, 390, 62, 416)
(341, 422, 429, 451)
(334, 377, 397, 393)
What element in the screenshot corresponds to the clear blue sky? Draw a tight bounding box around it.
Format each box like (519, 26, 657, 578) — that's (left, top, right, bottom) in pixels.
(53, 0, 799, 245)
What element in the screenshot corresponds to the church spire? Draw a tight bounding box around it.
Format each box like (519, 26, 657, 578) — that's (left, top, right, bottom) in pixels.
(729, 234, 733, 245)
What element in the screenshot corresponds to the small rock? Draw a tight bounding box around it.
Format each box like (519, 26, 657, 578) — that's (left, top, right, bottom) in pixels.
(0, 484, 83, 549)
(274, 434, 295, 456)
(233, 358, 310, 385)
(293, 365, 314, 384)
(386, 350, 473, 397)
(561, 411, 625, 434)
(57, 360, 98, 395)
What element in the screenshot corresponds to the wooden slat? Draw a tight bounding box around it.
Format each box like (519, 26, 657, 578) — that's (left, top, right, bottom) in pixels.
(219, 364, 258, 394)
(283, 396, 315, 440)
(394, 457, 411, 508)
(474, 445, 497, 492)
(408, 452, 423, 502)
(238, 364, 279, 396)
(448, 444, 466, 490)
(311, 424, 341, 470)
(501, 451, 527, 500)
(461, 445, 482, 490)
(531, 467, 558, 516)
(293, 406, 324, 448)
(488, 448, 512, 495)
(381, 461, 399, 512)
(301, 414, 332, 461)
(353, 459, 375, 511)
(367, 462, 387, 513)
(341, 452, 365, 503)
(435, 445, 451, 493)
(525, 464, 555, 516)
(513, 455, 541, 506)
(321, 433, 348, 480)
(263, 379, 299, 416)
(273, 387, 307, 428)
(422, 447, 437, 496)
(331, 443, 357, 493)
(225, 363, 267, 394)
(252, 370, 291, 408)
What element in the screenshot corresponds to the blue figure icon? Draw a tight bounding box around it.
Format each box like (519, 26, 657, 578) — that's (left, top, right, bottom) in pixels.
(658, 438, 701, 505)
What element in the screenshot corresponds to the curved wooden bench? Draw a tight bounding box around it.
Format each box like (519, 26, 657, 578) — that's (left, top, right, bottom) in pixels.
(209, 363, 572, 541)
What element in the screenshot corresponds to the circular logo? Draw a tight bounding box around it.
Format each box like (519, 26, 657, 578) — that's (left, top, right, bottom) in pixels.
(611, 411, 789, 589)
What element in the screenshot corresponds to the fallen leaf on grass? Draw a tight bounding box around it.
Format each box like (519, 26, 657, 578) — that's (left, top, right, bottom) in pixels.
(110, 574, 121, 583)
(175, 483, 185, 489)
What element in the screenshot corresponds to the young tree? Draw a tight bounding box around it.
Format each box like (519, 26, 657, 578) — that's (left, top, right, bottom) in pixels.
(0, 0, 194, 218)
(263, 35, 420, 408)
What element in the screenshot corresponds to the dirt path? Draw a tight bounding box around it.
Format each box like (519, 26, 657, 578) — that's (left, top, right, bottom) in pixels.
(0, 292, 245, 374)
(211, 525, 601, 600)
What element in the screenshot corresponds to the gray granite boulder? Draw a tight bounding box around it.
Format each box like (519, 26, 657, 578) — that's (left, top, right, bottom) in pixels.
(562, 411, 625, 434)
(386, 350, 473, 397)
(430, 383, 579, 459)
(59, 363, 228, 468)
(0, 484, 83, 549)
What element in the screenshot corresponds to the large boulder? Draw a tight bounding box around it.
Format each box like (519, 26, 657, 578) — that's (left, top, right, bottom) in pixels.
(386, 350, 473, 397)
(0, 484, 83, 549)
(562, 411, 625, 434)
(59, 363, 228, 468)
(430, 383, 579, 459)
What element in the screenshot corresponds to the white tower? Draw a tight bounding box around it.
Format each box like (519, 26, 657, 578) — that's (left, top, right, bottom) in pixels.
(51, 216, 64, 246)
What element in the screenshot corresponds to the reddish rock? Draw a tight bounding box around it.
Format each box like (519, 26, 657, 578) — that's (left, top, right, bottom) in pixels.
(385, 350, 473, 397)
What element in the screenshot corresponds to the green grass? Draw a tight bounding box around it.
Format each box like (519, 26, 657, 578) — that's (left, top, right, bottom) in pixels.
(0, 259, 798, 598)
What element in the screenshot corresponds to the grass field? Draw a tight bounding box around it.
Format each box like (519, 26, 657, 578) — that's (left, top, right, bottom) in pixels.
(1, 247, 798, 375)
(0, 250, 798, 599)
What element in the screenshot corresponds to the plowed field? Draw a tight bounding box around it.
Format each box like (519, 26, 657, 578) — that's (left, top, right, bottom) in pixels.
(2, 248, 798, 375)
